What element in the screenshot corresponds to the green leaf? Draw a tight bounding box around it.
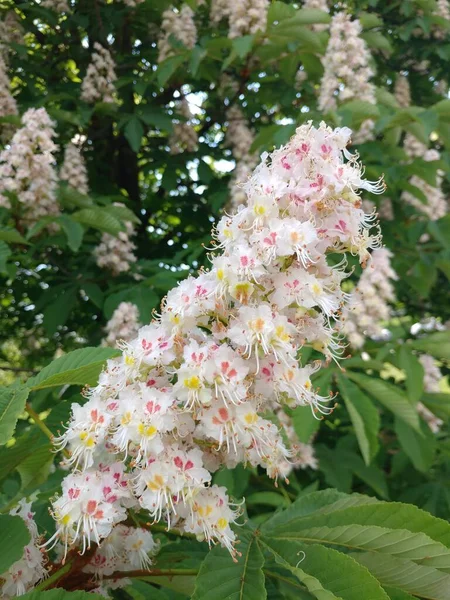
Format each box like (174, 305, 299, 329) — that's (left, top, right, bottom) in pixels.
(104, 284, 158, 323)
(361, 31, 393, 54)
(27, 347, 121, 390)
(410, 331, 450, 360)
(338, 100, 380, 123)
(0, 385, 30, 445)
(345, 372, 421, 431)
(0, 240, 12, 273)
(103, 203, 140, 224)
(0, 515, 31, 573)
(337, 375, 380, 465)
(42, 286, 77, 335)
(17, 444, 53, 494)
(395, 418, 437, 473)
(82, 282, 104, 309)
(263, 539, 389, 600)
(58, 184, 93, 209)
(0, 227, 29, 245)
(192, 528, 266, 600)
(428, 216, 450, 250)
(138, 106, 174, 131)
(398, 346, 424, 404)
(72, 207, 124, 235)
(157, 54, 186, 86)
(124, 115, 144, 153)
(289, 405, 321, 444)
(262, 489, 375, 533)
(232, 35, 254, 58)
(350, 552, 450, 600)
(56, 215, 84, 252)
(265, 499, 450, 549)
(0, 430, 47, 481)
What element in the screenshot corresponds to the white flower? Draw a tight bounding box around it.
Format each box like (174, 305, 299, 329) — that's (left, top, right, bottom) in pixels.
(168, 98, 198, 155)
(41, 0, 70, 12)
(319, 12, 376, 143)
(342, 247, 397, 348)
(394, 75, 411, 108)
(52, 121, 385, 557)
(103, 302, 141, 348)
(81, 43, 117, 104)
(60, 141, 89, 195)
(1, 501, 48, 598)
(0, 108, 59, 227)
(0, 55, 18, 142)
(94, 203, 137, 275)
(158, 5, 197, 63)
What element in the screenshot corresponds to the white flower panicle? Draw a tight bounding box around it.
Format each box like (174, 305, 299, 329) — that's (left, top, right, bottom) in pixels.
(394, 75, 411, 108)
(83, 524, 159, 586)
(433, 0, 450, 39)
(51, 122, 384, 558)
(41, 0, 70, 12)
(211, 0, 269, 38)
(122, 0, 145, 6)
(302, 0, 330, 32)
(94, 204, 137, 275)
(158, 5, 197, 63)
(229, 0, 269, 38)
(0, 501, 48, 598)
(402, 148, 447, 220)
(104, 302, 141, 347)
(0, 107, 59, 227)
(417, 354, 444, 433)
(60, 142, 89, 195)
(342, 247, 397, 349)
(0, 54, 18, 142)
(0, 11, 24, 60)
(225, 105, 258, 209)
(276, 408, 318, 476)
(169, 98, 198, 155)
(403, 133, 427, 159)
(420, 354, 443, 393)
(319, 12, 376, 143)
(81, 43, 117, 105)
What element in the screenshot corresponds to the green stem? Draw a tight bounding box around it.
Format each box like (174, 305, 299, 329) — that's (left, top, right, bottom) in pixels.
(35, 561, 73, 591)
(26, 403, 70, 459)
(264, 568, 309, 592)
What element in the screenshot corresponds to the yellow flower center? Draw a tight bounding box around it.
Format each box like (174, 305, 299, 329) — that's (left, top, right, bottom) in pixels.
(147, 474, 164, 491)
(244, 412, 258, 425)
(138, 423, 157, 438)
(217, 517, 228, 530)
(121, 411, 132, 426)
(79, 431, 95, 447)
(184, 376, 201, 390)
(198, 504, 213, 518)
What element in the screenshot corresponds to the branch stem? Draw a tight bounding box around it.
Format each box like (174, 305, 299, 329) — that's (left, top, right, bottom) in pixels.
(25, 403, 70, 458)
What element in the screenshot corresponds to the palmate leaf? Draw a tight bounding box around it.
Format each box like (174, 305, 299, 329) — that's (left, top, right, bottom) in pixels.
(351, 553, 450, 600)
(27, 347, 121, 390)
(261, 538, 389, 600)
(267, 524, 450, 571)
(263, 496, 450, 549)
(345, 372, 421, 431)
(0, 385, 30, 445)
(337, 375, 380, 465)
(192, 527, 266, 600)
(0, 515, 31, 573)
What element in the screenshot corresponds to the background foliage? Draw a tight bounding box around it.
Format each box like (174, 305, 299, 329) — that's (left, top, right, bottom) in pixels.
(0, 0, 449, 598)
